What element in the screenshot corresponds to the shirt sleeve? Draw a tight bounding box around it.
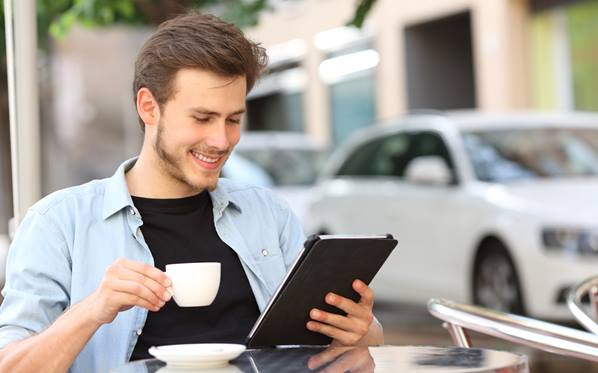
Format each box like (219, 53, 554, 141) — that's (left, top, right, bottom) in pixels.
(0, 208, 72, 349)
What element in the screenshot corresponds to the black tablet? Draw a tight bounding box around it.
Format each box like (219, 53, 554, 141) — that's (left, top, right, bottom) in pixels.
(246, 234, 398, 348)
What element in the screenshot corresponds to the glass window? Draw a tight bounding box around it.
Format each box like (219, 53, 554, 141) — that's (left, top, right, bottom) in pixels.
(318, 30, 378, 146)
(246, 65, 306, 132)
(398, 132, 456, 178)
(462, 127, 598, 182)
(337, 133, 410, 177)
(246, 91, 304, 132)
(329, 74, 376, 146)
(337, 131, 455, 181)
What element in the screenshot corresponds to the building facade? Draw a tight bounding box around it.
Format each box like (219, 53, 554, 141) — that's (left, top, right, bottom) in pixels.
(245, 0, 592, 145)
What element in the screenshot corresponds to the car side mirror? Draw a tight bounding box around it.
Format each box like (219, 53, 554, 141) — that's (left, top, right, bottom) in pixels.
(404, 156, 452, 186)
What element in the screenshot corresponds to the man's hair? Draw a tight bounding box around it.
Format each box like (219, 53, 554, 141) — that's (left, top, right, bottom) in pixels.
(133, 11, 268, 129)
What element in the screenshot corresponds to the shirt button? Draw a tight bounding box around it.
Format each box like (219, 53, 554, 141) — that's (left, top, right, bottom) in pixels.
(129, 207, 136, 215)
(136, 329, 142, 336)
(261, 249, 269, 256)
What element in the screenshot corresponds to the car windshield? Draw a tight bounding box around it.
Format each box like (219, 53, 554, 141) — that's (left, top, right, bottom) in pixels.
(235, 148, 326, 186)
(462, 127, 598, 182)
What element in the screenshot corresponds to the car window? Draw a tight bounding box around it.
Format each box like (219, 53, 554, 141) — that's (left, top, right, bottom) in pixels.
(336, 133, 411, 177)
(462, 127, 598, 182)
(396, 132, 456, 179)
(336, 131, 455, 179)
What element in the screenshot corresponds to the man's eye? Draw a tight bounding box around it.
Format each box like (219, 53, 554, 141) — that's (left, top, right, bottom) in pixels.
(227, 118, 241, 124)
(194, 117, 210, 123)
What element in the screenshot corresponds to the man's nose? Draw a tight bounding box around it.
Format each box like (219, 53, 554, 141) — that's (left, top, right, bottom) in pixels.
(204, 121, 230, 151)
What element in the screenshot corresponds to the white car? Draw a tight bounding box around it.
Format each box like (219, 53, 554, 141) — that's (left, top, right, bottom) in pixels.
(306, 111, 598, 320)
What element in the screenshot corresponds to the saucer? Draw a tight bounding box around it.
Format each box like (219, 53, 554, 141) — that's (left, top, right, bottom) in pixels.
(148, 343, 246, 368)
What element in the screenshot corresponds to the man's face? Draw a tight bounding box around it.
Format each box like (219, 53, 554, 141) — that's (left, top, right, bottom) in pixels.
(152, 68, 246, 193)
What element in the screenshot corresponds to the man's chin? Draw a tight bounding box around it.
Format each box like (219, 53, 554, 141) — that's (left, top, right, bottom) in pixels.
(206, 180, 219, 192)
(193, 174, 219, 192)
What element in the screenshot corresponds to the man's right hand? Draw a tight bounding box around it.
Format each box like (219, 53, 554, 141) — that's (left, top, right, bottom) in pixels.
(85, 258, 172, 325)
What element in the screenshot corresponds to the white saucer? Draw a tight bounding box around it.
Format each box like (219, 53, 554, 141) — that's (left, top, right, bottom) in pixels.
(156, 364, 243, 373)
(148, 343, 246, 369)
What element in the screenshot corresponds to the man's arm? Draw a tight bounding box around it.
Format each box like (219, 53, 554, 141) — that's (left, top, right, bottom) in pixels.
(0, 259, 172, 373)
(0, 298, 101, 372)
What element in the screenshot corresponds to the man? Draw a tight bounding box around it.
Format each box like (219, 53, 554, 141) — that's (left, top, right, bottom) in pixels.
(0, 11, 383, 372)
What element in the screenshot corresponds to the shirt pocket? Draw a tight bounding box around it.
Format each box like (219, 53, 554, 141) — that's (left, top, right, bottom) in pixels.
(254, 246, 287, 293)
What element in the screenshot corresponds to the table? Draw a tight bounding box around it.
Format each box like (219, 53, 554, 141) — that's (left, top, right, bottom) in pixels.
(111, 345, 528, 372)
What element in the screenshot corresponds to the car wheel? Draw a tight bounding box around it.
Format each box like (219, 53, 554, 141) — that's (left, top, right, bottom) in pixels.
(473, 241, 525, 314)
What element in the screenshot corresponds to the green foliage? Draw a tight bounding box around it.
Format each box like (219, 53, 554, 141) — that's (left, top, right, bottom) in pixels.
(0, 0, 376, 58)
(347, 0, 377, 28)
(48, 0, 142, 39)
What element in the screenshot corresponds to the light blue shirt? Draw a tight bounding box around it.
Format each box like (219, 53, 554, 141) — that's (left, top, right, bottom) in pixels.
(0, 158, 305, 372)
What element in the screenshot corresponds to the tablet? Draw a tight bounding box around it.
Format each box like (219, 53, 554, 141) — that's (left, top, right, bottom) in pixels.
(246, 234, 398, 348)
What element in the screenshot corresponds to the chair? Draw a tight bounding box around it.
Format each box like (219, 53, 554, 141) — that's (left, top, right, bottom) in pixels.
(427, 298, 598, 362)
(567, 275, 598, 335)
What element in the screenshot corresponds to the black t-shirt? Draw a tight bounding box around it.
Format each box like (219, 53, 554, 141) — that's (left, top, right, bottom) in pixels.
(130, 191, 260, 360)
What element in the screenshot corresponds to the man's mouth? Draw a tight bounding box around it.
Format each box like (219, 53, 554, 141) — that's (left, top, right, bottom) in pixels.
(190, 150, 224, 170)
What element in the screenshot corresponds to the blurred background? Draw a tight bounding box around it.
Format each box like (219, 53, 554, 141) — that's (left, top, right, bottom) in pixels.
(2, 0, 598, 371)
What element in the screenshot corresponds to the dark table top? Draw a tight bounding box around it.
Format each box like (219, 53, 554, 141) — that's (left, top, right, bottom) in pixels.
(112, 345, 529, 373)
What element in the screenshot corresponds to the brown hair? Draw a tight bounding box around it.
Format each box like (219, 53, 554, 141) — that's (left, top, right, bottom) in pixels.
(133, 11, 268, 129)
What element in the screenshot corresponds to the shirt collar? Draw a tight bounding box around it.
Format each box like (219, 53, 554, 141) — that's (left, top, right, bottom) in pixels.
(209, 180, 243, 215)
(102, 157, 242, 220)
(102, 158, 137, 220)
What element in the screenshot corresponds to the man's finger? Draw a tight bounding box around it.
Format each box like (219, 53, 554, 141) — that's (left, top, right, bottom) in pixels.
(116, 267, 171, 302)
(110, 279, 165, 309)
(307, 321, 362, 346)
(116, 258, 171, 287)
(353, 280, 374, 307)
(310, 309, 369, 336)
(324, 293, 372, 320)
(112, 292, 162, 312)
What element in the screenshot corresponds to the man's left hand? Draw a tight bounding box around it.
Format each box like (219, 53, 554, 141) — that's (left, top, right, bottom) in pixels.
(306, 279, 378, 346)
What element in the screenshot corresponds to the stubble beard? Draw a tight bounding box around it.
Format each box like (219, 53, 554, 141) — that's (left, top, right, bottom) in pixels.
(153, 121, 220, 193)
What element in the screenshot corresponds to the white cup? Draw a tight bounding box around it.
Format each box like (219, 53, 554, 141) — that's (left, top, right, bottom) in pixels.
(165, 262, 221, 307)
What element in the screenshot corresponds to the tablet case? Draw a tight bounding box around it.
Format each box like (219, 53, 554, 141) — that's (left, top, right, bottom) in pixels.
(246, 234, 397, 347)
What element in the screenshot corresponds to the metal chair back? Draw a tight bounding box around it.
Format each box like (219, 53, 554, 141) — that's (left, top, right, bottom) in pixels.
(428, 298, 598, 362)
(567, 276, 598, 335)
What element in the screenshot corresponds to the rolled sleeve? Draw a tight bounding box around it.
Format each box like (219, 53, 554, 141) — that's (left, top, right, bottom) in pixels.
(0, 208, 72, 348)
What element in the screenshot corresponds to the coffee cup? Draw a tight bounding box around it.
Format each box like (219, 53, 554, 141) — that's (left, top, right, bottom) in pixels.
(165, 262, 221, 307)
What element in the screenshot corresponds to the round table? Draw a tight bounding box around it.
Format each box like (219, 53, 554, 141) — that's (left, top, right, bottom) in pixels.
(111, 345, 528, 372)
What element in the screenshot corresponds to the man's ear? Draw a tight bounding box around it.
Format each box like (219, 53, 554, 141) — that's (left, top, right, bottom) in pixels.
(136, 87, 160, 126)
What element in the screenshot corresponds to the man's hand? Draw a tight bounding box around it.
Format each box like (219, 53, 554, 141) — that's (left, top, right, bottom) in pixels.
(306, 279, 381, 346)
(85, 258, 172, 325)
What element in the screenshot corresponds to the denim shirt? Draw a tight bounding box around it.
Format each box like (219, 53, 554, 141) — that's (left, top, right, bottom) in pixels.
(0, 158, 305, 372)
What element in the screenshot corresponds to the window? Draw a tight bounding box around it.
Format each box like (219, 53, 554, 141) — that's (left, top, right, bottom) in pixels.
(317, 27, 378, 146)
(337, 133, 410, 177)
(336, 131, 456, 182)
(397, 132, 456, 179)
(463, 127, 598, 182)
(246, 40, 307, 132)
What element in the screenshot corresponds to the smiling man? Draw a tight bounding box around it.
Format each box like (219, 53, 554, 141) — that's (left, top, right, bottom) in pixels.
(0, 11, 383, 373)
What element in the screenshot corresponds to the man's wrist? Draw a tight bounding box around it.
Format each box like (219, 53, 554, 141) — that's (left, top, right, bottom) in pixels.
(69, 296, 105, 330)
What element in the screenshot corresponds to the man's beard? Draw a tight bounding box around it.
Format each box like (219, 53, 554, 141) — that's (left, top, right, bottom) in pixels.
(153, 121, 222, 192)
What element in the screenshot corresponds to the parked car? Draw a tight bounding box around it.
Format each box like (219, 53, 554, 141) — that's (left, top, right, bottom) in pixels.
(222, 131, 328, 228)
(306, 111, 598, 320)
